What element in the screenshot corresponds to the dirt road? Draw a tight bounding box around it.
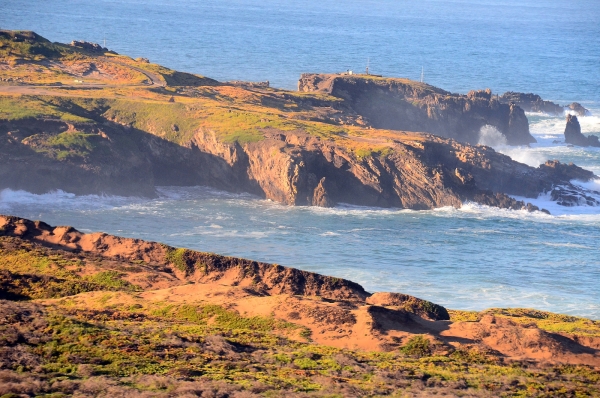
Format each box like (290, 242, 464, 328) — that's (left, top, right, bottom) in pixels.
(0, 57, 165, 96)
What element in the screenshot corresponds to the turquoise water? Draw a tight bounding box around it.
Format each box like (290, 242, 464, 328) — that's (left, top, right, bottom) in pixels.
(1, 0, 600, 318)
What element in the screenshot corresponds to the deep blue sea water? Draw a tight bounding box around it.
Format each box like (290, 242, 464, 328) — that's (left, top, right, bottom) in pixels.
(2, 0, 599, 102)
(1, 0, 600, 318)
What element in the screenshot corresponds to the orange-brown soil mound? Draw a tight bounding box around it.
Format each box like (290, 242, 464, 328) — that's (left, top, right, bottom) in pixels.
(0, 214, 598, 367)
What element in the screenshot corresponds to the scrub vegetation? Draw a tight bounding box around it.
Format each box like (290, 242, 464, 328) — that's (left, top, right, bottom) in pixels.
(0, 30, 399, 156)
(0, 235, 598, 397)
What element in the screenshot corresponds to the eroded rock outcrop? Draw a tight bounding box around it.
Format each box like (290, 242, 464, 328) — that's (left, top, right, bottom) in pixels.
(568, 102, 592, 117)
(70, 40, 109, 53)
(3, 116, 597, 211)
(298, 74, 536, 145)
(564, 114, 600, 147)
(499, 92, 591, 117)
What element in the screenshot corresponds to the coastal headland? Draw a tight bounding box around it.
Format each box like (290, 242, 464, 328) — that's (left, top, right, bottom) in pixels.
(0, 215, 599, 396)
(1, 30, 597, 212)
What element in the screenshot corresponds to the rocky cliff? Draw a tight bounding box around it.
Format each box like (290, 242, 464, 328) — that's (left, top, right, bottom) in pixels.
(0, 31, 597, 212)
(499, 92, 591, 116)
(2, 114, 597, 211)
(298, 74, 536, 146)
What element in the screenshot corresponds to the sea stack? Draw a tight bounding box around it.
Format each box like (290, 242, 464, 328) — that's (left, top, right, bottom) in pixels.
(564, 114, 600, 147)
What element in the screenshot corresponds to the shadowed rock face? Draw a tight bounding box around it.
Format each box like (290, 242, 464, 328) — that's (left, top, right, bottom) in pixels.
(2, 116, 597, 211)
(500, 92, 564, 115)
(564, 114, 600, 147)
(298, 74, 536, 146)
(499, 92, 591, 117)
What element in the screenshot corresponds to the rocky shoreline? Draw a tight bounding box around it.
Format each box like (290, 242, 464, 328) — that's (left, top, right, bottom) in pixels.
(0, 30, 598, 213)
(499, 91, 591, 117)
(298, 74, 536, 146)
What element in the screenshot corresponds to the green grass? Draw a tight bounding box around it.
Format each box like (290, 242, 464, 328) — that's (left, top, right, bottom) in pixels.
(0, 31, 62, 61)
(0, 96, 92, 122)
(354, 146, 394, 159)
(151, 303, 298, 334)
(85, 271, 141, 292)
(0, 237, 141, 299)
(400, 335, 431, 358)
(482, 308, 600, 337)
(47, 131, 98, 159)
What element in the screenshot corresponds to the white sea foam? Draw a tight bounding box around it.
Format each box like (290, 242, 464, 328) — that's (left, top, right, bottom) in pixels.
(529, 114, 600, 138)
(478, 125, 548, 167)
(541, 242, 593, 249)
(478, 125, 507, 147)
(0, 188, 144, 213)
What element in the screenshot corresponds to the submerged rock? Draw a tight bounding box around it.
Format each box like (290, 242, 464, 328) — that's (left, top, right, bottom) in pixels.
(564, 114, 600, 147)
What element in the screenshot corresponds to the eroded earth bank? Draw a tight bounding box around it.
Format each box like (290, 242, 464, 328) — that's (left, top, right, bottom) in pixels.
(0, 215, 599, 396)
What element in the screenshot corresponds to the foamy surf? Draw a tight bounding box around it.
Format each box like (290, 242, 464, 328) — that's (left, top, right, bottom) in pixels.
(0, 188, 146, 212)
(512, 183, 600, 219)
(1, 184, 599, 318)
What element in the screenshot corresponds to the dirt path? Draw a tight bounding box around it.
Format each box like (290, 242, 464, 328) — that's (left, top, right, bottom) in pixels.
(0, 57, 165, 96)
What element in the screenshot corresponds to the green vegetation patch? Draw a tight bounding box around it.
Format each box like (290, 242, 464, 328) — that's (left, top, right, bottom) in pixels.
(0, 237, 140, 299)
(102, 99, 202, 143)
(354, 145, 394, 159)
(450, 308, 600, 337)
(85, 270, 141, 292)
(401, 335, 432, 358)
(151, 303, 298, 336)
(0, 30, 62, 61)
(38, 130, 100, 160)
(0, 96, 92, 122)
(483, 308, 600, 337)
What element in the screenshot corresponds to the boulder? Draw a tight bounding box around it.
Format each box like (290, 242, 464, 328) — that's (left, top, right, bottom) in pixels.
(70, 40, 108, 53)
(564, 115, 600, 147)
(568, 102, 592, 117)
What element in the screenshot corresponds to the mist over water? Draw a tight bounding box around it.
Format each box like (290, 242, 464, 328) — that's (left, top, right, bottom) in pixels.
(1, 0, 600, 318)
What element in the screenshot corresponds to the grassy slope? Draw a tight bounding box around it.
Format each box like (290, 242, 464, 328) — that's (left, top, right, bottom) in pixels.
(0, 236, 599, 397)
(0, 30, 421, 158)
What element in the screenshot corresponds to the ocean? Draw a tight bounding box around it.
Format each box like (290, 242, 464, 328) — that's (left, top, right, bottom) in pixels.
(1, 0, 599, 318)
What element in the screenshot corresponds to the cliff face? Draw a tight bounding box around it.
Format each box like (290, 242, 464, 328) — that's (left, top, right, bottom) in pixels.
(2, 116, 596, 211)
(193, 128, 596, 210)
(0, 119, 157, 197)
(1, 31, 597, 212)
(499, 92, 591, 117)
(298, 74, 536, 146)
